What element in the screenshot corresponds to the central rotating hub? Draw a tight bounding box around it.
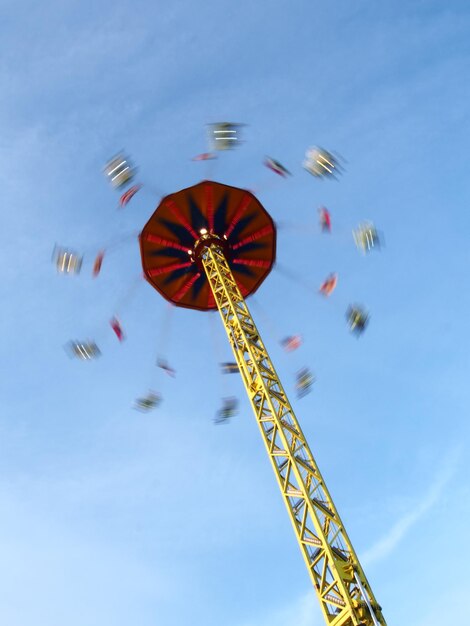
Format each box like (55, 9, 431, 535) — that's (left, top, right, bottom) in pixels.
(192, 230, 232, 270)
(139, 180, 276, 311)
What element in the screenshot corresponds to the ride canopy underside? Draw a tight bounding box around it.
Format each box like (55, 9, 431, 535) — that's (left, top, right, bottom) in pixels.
(140, 180, 276, 311)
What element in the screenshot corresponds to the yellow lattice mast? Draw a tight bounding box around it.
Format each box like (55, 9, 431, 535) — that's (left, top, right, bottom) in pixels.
(140, 181, 386, 626)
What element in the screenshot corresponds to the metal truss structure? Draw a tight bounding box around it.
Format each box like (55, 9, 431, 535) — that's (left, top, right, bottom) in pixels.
(198, 238, 386, 626)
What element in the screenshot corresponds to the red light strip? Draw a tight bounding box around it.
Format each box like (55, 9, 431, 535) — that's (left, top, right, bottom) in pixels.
(205, 183, 214, 231)
(232, 225, 273, 250)
(165, 199, 198, 239)
(224, 193, 252, 238)
(233, 258, 271, 268)
(145, 233, 190, 252)
(148, 262, 192, 277)
(173, 272, 201, 302)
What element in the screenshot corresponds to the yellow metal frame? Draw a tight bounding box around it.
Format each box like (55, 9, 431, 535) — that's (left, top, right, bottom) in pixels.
(200, 241, 386, 626)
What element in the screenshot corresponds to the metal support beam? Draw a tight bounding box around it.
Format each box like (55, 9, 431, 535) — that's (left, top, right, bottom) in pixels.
(200, 243, 386, 626)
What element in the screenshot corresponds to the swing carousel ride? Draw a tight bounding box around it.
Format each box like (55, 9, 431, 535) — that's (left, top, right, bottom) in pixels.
(54, 123, 386, 626)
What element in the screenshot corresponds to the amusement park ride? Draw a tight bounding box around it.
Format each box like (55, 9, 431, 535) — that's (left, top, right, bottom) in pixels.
(139, 180, 385, 626)
(57, 125, 385, 626)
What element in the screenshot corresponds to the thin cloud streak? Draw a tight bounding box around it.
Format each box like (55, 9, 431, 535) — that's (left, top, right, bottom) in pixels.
(362, 447, 462, 566)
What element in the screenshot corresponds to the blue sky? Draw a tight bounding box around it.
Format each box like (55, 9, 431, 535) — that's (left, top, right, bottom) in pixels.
(1, 1, 470, 624)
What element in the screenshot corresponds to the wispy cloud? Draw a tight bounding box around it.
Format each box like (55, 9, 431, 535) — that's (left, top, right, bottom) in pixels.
(362, 446, 462, 566)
